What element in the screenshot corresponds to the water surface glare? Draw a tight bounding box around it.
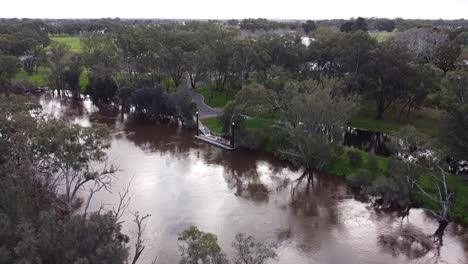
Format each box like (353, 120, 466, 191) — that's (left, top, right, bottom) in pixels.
(39, 94, 468, 264)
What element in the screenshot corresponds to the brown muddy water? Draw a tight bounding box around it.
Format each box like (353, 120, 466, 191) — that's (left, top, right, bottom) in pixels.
(39, 93, 468, 264)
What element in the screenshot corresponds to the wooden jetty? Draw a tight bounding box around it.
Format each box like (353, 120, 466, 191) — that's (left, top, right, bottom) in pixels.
(195, 135, 235, 150)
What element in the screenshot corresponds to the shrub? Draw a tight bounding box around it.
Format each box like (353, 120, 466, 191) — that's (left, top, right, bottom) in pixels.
(347, 150, 363, 168)
(367, 155, 380, 172)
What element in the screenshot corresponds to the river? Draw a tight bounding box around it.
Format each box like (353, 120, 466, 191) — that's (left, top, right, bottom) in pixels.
(39, 93, 468, 264)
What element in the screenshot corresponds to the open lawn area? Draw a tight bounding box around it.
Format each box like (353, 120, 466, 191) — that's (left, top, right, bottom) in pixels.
(369, 31, 394, 41)
(197, 83, 235, 108)
(200, 116, 274, 135)
(13, 67, 89, 90)
(349, 101, 442, 137)
(50, 35, 82, 53)
(13, 68, 49, 87)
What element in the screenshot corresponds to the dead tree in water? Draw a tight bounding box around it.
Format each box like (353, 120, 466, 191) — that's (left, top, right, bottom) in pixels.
(411, 159, 454, 243)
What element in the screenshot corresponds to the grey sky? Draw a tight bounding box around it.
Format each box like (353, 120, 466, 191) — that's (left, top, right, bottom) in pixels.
(2, 0, 468, 19)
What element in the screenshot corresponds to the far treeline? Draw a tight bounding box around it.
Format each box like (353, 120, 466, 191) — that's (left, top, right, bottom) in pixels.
(0, 16, 468, 263)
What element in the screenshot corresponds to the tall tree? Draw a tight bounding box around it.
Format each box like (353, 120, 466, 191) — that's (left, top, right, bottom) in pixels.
(433, 41, 461, 75)
(47, 43, 69, 95)
(439, 70, 468, 160)
(302, 20, 317, 34)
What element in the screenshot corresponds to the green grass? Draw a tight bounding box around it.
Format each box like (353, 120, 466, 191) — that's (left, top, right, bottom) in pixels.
(79, 70, 89, 91)
(200, 116, 223, 134)
(349, 101, 442, 137)
(197, 83, 235, 108)
(415, 174, 468, 224)
(50, 35, 82, 53)
(324, 147, 389, 177)
(369, 31, 394, 41)
(13, 68, 49, 86)
(200, 116, 274, 135)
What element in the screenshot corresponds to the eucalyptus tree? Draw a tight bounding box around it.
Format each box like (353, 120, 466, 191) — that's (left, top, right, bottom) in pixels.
(339, 31, 377, 75)
(34, 120, 116, 211)
(81, 32, 119, 75)
(274, 80, 360, 183)
(0, 55, 20, 86)
(63, 54, 83, 100)
(308, 28, 344, 77)
(363, 39, 413, 119)
(394, 28, 448, 63)
(47, 42, 69, 95)
(0, 95, 130, 263)
(397, 65, 439, 120)
(433, 41, 461, 75)
(439, 70, 468, 160)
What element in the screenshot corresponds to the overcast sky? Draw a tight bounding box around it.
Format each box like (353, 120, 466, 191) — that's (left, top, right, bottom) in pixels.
(2, 0, 468, 20)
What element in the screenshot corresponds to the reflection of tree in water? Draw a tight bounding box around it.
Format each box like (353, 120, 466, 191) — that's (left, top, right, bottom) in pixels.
(202, 149, 296, 202)
(121, 121, 195, 160)
(274, 170, 351, 253)
(379, 227, 436, 260)
(378, 214, 468, 262)
(290, 170, 346, 222)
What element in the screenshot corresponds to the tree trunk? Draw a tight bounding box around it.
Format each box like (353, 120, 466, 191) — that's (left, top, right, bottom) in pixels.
(434, 220, 449, 244)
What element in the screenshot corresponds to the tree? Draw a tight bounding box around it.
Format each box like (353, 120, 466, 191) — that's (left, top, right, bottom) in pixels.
(86, 74, 118, 104)
(364, 40, 412, 119)
(439, 70, 468, 160)
(274, 80, 360, 183)
(433, 41, 461, 75)
(340, 22, 354, 33)
(34, 120, 116, 211)
(376, 19, 396, 32)
(0, 55, 20, 86)
(81, 32, 119, 75)
(398, 65, 439, 120)
(48, 43, 69, 94)
(232, 233, 276, 264)
(178, 226, 228, 264)
(302, 20, 317, 34)
(308, 28, 344, 76)
(339, 31, 377, 75)
(394, 28, 448, 63)
(64, 54, 83, 100)
(455, 32, 468, 46)
(0, 95, 131, 263)
(352, 17, 368, 32)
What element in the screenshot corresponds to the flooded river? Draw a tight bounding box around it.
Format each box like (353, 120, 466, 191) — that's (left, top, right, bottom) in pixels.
(39, 93, 468, 264)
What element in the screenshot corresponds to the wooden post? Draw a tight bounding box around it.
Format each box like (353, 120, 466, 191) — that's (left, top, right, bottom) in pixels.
(196, 111, 199, 135)
(231, 122, 235, 148)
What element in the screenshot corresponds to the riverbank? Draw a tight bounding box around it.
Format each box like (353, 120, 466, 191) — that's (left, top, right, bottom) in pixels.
(199, 115, 468, 226)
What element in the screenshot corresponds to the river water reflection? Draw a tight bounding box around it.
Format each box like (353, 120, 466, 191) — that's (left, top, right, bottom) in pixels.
(39, 94, 467, 264)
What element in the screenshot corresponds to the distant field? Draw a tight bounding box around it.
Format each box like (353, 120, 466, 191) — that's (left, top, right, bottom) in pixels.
(369, 31, 394, 41)
(50, 35, 82, 53)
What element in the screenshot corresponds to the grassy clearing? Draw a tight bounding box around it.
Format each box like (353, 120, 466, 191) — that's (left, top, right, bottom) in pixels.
(200, 116, 274, 135)
(13, 68, 49, 87)
(197, 83, 234, 108)
(349, 101, 442, 137)
(50, 35, 82, 53)
(200, 116, 223, 134)
(369, 31, 394, 41)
